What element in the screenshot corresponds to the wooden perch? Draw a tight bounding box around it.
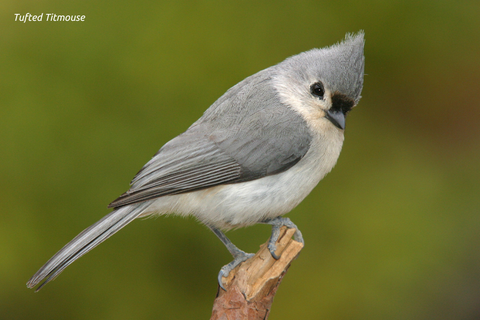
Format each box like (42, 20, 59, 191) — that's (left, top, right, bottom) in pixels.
(210, 227, 303, 320)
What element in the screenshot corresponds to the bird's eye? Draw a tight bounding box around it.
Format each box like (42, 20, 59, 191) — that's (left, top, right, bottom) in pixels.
(310, 82, 325, 99)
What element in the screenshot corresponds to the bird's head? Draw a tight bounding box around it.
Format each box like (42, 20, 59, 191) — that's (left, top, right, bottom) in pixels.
(273, 31, 365, 130)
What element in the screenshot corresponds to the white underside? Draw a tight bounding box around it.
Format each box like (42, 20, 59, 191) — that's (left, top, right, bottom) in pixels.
(141, 117, 344, 230)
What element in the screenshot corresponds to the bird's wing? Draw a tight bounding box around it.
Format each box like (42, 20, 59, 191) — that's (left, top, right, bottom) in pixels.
(108, 131, 242, 208)
(108, 73, 312, 209)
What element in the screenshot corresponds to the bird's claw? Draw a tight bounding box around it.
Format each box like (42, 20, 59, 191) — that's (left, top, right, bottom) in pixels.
(217, 252, 254, 290)
(267, 241, 280, 260)
(217, 268, 228, 291)
(264, 217, 304, 260)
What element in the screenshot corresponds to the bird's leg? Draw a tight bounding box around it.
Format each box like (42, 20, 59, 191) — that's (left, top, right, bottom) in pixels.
(261, 217, 304, 259)
(207, 225, 254, 290)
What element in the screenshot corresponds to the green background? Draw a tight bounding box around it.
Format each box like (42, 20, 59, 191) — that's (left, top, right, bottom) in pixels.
(2, 1, 480, 319)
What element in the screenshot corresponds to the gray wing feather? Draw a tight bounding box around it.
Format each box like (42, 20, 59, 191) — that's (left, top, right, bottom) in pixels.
(108, 130, 242, 208)
(108, 69, 312, 209)
(203, 71, 312, 179)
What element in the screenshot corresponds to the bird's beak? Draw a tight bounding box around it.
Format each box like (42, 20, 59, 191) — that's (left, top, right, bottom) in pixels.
(325, 109, 345, 130)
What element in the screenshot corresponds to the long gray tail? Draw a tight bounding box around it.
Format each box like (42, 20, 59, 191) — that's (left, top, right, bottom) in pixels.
(27, 202, 150, 291)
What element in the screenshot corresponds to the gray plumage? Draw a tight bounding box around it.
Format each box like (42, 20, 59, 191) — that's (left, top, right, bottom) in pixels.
(109, 73, 312, 208)
(27, 31, 365, 291)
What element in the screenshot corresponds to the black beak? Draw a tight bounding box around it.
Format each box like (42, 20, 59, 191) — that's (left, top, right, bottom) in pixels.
(325, 109, 345, 130)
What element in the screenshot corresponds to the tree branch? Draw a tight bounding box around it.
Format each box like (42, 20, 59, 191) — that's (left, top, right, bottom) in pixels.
(210, 227, 303, 320)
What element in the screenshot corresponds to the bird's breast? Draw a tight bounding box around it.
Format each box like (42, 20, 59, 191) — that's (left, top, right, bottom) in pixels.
(144, 123, 344, 230)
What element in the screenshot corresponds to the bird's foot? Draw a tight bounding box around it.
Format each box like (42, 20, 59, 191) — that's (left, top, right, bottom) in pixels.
(264, 217, 304, 260)
(217, 250, 254, 290)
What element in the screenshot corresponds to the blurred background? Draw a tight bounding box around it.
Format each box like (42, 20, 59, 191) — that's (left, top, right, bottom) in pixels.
(2, 1, 480, 319)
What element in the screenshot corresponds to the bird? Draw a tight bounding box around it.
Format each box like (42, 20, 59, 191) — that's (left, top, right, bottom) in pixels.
(27, 31, 365, 292)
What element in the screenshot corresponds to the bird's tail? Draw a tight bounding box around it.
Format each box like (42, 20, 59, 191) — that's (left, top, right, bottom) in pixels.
(27, 202, 150, 292)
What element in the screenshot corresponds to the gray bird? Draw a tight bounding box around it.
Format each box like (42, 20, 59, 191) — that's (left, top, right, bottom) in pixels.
(27, 31, 365, 291)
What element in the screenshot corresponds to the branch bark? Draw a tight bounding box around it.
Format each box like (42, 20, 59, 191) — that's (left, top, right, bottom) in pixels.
(210, 227, 303, 320)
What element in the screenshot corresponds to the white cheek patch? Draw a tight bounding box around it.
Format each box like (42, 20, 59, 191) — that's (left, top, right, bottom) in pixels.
(272, 73, 334, 130)
(271, 73, 306, 113)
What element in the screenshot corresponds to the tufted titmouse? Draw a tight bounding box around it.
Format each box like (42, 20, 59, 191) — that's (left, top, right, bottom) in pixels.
(27, 32, 365, 291)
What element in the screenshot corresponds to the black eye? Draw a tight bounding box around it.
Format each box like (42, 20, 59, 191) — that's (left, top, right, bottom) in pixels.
(310, 82, 325, 99)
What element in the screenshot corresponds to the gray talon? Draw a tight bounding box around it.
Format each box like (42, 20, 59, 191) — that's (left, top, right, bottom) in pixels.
(207, 220, 300, 290)
(207, 225, 255, 290)
(262, 217, 304, 259)
(217, 252, 254, 290)
(217, 269, 227, 291)
(293, 228, 304, 245)
(267, 241, 280, 260)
